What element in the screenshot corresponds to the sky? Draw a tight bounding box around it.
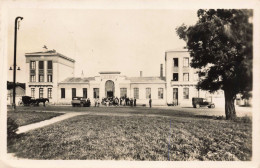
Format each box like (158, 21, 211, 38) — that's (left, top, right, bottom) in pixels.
(7, 8, 198, 83)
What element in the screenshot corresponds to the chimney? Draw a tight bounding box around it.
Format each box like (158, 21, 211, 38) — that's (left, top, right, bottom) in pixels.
(81, 70, 84, 78)
(140, 71, 143, 77)
(160, 64, 163, 78)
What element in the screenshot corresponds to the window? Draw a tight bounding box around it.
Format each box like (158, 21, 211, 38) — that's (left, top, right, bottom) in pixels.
(120, 88, 127, 98)
(30, 75, 36, 82)
(72, 88, 76, 98)
(30, 61, 36, 82)
(38, 61, 44, 82)
(31, 88, 35, 98)
(173, 58, 178, 67)
(173, 73, 179, 81)
(183, 73, 189, 81)
(194, 73, 199, 81)
(39, 75, 44, 82)
(158, 88, 163, 99)
(134, 88, 139, 99)
(173, 88, 178, 99)
(146, 88, 151, 99)
(183, 57, 189, 67)
(48, 88, 52, 99)
(47, 75, 52, 82)
(47, 61, 53, 69)
(39, 88, 44, 98)
(93, 88, 99, 98)
(183, 88, 189, 99)
(39, 61, 44, 69)
(61, 88, 65, 98)
(30, 61, 36, 70)
(83, 88, 87, 98)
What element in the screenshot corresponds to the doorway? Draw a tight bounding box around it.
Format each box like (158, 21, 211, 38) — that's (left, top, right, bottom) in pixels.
(107, 91, 113, 98)
(173, 88, 178, 105)
(105, 80, 115, 98)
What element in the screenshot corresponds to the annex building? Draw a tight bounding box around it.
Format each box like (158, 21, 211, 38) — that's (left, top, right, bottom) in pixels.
(25, 48, 220, 106)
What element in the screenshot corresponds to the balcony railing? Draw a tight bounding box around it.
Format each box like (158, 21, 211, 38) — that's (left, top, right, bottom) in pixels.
(30, 69, 35, 75)
(39, 69, 44, 74)
(47, 69, 53, 74)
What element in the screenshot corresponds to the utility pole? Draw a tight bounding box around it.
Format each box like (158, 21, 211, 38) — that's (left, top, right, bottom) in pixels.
(13, 16, 23, 109)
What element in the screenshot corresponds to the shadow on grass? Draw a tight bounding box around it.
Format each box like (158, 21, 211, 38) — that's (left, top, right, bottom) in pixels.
(7, 133, 27, 153)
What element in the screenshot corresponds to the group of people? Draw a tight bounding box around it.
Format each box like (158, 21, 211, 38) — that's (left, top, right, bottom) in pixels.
(100, 97, 137, 107)
(93, 96, 152, 108)
(120, 97, 137, 107)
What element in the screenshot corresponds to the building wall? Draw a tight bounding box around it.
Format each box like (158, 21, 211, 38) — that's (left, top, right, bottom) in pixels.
(57, 77, 167, 106)
(130, 83, 166, 105)
(165, 50, 198, 106)
(57, 83, 90, 104)
(165, 50, 226, 107)
(24, 50, 227, 107)
(25, 53, 74, 103)
(7, 87, 25, 105)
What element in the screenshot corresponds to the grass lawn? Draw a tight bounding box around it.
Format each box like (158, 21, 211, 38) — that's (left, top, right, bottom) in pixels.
(7, 111, 64, 126)
(8, 111, 252, 161)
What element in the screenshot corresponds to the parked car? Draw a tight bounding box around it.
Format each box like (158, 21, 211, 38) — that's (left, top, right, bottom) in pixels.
(71, 97, 91, 107)
(192, 97, 215, 108)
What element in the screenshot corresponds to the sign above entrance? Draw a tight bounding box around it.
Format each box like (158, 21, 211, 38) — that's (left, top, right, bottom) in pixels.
(99, 71, 121, 80)
(102, 75, 117, 80)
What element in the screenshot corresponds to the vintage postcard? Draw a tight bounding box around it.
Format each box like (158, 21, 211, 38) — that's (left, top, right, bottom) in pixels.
(0, 0, 259, 168)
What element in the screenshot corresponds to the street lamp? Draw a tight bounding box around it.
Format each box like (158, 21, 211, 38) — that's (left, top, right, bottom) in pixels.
(12, 16, 23, 109)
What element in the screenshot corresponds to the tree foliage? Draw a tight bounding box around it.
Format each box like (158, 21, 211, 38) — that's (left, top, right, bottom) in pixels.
(176, 9, 253, 119)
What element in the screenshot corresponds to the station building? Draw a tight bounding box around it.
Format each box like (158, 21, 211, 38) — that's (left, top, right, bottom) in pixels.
(25, 48, 222, 106)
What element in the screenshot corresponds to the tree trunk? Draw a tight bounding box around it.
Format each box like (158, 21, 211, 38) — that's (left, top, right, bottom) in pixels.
(224, 90, 236, 120)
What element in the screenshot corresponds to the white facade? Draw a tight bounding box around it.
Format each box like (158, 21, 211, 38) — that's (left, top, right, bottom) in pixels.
(25, 50, 75, 103)
(58, 72, 167, 106)
(25, 49, 223, 106)
(165, 49, 199, 106)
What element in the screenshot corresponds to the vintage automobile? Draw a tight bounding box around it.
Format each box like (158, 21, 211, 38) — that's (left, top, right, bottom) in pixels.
(71, 97, 91, 107)
(20, 96, 49, 106)
(192, 97, 215, 108)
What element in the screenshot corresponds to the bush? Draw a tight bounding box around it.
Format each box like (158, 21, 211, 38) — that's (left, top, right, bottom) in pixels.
(7, 117, 19, 140)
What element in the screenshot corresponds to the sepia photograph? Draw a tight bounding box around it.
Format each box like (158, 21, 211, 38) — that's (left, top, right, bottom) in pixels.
(0, 0, 259, 168)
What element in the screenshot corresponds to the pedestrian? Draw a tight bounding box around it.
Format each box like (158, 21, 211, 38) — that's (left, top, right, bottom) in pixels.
(134, 97, 136, 106)
(87, 98, 91, 107)
(126, 97, 129, 106)
(130, 98, 133, 107)
(115, 97, 119, 106)
(106, 98, 109, 107)
(149, 98, 152, 108)
(123, 98, 126, 106)
(97, 96, 100, 107)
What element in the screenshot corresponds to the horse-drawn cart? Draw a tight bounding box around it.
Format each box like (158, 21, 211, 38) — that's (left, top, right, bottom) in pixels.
(19, 96, 49, 106)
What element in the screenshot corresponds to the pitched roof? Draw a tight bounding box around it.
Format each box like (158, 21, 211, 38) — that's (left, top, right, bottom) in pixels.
(126, 76, 166, 83)
(25, 50, 75, 62)
(7, 81, 26, 90)
(60, 77, 95, 83)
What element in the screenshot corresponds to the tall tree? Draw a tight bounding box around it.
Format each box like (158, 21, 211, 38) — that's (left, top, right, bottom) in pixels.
(176, 9, 252, 120)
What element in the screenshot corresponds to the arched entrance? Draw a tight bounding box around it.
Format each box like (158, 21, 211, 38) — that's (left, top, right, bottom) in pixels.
(105, 80, 115, 98)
